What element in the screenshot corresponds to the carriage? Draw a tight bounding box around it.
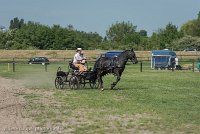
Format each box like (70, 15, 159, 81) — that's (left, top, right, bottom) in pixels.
(54, 61, 98, 89)
(55, 49, 137, 90)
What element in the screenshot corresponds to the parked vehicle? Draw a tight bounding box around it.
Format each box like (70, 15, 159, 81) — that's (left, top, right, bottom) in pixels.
(28, 57, 49, 65)
(151, 50, 177, 70)
(97, 51, 122, 60)
(183, 48, 197, 52)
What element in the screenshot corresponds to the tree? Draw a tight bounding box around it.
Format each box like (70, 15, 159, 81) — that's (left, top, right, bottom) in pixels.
(106, 21, 137, 42)
(180, 20, 196, 36)
(169, 36, 200, 51)
(150, 32, 162, 50)
(198, 11, 200, 20)
(180, 11, 200, 37)
(139, 30, 147, 37)
(105, 21, 148, 50)
(150, 23, 182, 49)
(9, 17, 24, 29)
(193, 15, 200, 36)
(0, 31, 6, 49)
(162, 23, 182, 44)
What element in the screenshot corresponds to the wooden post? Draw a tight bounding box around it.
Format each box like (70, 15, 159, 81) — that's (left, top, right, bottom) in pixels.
(192, 60, 194, 72)
(140, 62, 143, 72)
(8, 63, 10, 71)
(45, 63, 47, 72)
(13, 58, 15, 72)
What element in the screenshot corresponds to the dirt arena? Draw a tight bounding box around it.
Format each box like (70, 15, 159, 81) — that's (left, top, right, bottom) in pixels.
(0, 77, 37, 134)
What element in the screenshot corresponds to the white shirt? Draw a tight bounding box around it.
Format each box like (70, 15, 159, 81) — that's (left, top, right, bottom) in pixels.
(73, 53, 85, 63)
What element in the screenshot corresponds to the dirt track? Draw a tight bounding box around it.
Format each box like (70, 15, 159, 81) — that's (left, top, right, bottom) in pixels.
(0, 77, 38, 134)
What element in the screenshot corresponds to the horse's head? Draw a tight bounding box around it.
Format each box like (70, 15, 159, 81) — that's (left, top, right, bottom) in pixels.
(127, 48, 138, 64)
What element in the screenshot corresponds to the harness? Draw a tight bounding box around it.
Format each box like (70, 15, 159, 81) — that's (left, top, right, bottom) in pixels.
(96, 56, 125, 72)
(110, 56, 118, 67)
(109, 56, 125, 70)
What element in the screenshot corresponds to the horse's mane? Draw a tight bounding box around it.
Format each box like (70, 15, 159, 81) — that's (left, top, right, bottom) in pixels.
(118, 50, 131, 58)
(123, 50, 130, 52)
(121, 50, 131, 54)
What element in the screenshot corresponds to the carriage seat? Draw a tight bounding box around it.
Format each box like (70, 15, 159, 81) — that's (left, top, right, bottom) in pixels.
(69, 61, 79, 71)
(57, 71, 69, 77)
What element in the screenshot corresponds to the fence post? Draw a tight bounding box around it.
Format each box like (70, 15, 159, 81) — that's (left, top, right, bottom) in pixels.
(12, 58, 15, 72)
(192, 60, 194, 72)
(140, 61, 143, 72)
(8, 63, 10, 71)
(45, 63, 47, 72)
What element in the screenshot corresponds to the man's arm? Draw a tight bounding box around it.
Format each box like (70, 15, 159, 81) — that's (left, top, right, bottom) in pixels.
(74, 53, 83, 63)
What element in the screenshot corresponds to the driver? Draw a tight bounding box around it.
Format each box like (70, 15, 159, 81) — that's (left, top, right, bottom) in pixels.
(73, 48, 87, 73)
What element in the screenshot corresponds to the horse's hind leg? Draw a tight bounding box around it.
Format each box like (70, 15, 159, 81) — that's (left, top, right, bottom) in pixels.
(111, 72, 121, 89)
(97, 72, 104, 91)
(100, 75, 104, 91)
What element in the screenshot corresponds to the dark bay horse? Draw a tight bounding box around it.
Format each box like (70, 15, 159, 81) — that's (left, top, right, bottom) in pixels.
(93, 48, 138, 90)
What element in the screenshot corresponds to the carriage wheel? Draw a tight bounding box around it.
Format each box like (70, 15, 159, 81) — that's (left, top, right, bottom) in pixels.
(69, 76, 79, 89)
(89, 79, 99, 89)
(55, 76, 64, 89)
(79, 77, 86, 89)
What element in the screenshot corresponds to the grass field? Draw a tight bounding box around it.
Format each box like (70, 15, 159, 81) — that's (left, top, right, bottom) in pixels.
(0, 62, 200, 133)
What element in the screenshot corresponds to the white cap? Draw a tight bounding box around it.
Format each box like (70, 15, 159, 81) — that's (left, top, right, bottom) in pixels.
(76, 48, 82, 51)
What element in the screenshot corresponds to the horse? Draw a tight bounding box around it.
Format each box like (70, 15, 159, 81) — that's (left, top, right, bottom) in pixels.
(93, 48, 138, 90)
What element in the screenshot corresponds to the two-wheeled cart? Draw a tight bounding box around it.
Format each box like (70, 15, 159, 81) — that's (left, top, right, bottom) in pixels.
(55, 61, 98, 89)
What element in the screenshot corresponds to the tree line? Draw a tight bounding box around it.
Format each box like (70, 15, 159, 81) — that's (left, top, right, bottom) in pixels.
(0, 11, 200, 50)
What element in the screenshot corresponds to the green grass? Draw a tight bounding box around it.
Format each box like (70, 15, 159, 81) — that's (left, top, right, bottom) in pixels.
(0, 62, 200, 133)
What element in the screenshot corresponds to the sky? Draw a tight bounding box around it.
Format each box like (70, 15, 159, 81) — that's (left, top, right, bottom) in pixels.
(0, 0, 200, 36)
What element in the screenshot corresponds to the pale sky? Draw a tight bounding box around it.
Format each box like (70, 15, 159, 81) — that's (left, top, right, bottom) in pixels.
(0, 0, 200, 36)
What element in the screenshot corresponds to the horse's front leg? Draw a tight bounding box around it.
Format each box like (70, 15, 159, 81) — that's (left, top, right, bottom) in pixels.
(111, 72, 121, 89)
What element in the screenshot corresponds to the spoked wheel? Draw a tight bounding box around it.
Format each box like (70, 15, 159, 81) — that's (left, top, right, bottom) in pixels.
(79, 77, 86, 89)
(69, 76, 80, 89)
(55, 76, 64, 89)
(89, 79, 99, 89)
